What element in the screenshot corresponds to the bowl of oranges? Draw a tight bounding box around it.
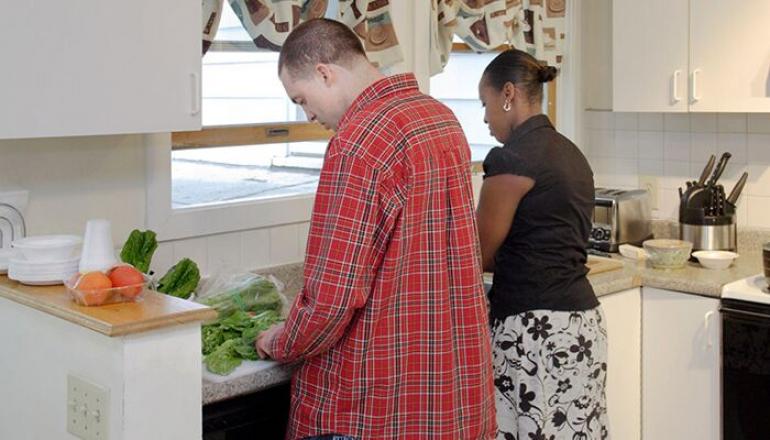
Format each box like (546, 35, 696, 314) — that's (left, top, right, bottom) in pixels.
(65, 265, 153, 306)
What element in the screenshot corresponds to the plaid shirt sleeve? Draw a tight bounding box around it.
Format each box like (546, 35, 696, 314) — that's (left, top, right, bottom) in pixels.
(270, 138, 391, 363)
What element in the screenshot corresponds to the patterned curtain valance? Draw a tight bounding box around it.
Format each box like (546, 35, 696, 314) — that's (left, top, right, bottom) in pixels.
(337, 0, 403, 68)
(430, 0, 566, 75)
(202, 0, 225, 55)
(202, 0, 403, 69)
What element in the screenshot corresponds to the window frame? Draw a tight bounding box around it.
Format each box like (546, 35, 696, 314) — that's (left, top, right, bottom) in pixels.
(445, 42, 558, 173)
(154, 34, 559, 241)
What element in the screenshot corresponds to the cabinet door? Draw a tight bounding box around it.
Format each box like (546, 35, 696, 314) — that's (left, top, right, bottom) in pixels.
(613, 0, 689, 112)
(690, 0, 770, 112)
(0, 1, 201, 139)
(599, 288, 641, 440)
(642, 288, 720, 440)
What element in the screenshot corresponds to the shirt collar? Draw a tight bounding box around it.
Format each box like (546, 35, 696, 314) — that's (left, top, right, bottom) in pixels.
(338, 73, 419, 129)
(506, 114, 553, 145)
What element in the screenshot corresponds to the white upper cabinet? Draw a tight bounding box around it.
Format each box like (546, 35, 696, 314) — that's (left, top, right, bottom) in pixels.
(614, 0, 770, 112)
(0, 1, 201, 139)
(690, 0, 770, 112)
(613, 0, 689, 112)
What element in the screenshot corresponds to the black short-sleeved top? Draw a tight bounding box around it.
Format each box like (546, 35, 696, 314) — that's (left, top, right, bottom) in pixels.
(483, 114, 598, 319)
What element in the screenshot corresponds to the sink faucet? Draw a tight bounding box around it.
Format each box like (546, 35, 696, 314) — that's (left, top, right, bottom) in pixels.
(0, 202, 27, 248)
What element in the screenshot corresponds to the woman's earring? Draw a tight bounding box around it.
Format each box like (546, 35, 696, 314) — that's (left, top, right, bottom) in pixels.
(503, 101, 511, 112)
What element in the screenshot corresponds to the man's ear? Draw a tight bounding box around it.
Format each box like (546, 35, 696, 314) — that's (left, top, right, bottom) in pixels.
(315, 64, 334, 86)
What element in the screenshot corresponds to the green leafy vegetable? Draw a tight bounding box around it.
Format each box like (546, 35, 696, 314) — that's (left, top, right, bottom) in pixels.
(202, 309, 283, 375)
(120, 230, 158, 273)
(157, 258, 200, 299)
(199, 276, 282, 316)
(204, 340, 243, 375)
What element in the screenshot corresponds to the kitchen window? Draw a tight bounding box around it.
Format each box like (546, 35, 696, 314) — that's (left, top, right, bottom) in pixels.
(148, 2, 559, 241)
(170, 2, 334, 210)
(430, 41, 558, 165)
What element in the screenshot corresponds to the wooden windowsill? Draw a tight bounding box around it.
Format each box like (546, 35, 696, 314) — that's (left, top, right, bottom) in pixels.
(172, 122, 333, 150)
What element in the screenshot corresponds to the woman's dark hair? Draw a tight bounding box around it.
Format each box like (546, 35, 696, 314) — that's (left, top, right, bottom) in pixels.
(481, 49, 558, 104)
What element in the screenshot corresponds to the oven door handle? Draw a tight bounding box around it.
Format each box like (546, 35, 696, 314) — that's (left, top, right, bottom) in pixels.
(704, 310, 715, 350)
(721, 306, 770, 320)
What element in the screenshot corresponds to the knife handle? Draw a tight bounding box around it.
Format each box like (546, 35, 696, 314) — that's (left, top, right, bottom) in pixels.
(707, 152, 732, 187)
(727, 171, 749, 205)
(697, 154, 716, 187)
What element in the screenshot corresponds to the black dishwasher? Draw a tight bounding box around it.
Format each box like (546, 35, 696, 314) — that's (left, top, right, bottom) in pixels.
(203, 382, 290, 440)
(722, 299, 770, 439)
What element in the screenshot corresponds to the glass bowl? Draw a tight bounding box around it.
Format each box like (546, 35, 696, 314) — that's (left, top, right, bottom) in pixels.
(64, 271, 153, 306)
(643, 239, 693, 269)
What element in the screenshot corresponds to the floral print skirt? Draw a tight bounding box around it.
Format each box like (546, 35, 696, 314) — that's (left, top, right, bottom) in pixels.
(491, 307, 610, 440)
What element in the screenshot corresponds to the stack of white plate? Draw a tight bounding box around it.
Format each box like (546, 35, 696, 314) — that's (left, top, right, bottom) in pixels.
(7, 235, 82, 285)
(8, 256, 80, 286)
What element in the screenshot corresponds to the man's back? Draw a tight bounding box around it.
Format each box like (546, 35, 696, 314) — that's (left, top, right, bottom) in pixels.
(272, 73, 495, 439)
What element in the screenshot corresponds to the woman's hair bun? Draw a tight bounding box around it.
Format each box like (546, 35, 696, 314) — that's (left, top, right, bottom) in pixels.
(538, 65, 558, 83)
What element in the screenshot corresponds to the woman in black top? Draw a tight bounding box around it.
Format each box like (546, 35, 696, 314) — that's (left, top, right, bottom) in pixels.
(477, 49, 609, 440)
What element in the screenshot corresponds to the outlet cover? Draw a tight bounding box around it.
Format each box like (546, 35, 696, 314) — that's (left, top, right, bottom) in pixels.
(67, 375, 109, 440)
(639, 175, 659, 210)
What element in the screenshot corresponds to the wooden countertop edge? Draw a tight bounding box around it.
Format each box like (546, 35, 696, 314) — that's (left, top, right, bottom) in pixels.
(0, 281, 217, 337)
(105, 308, 219, 336)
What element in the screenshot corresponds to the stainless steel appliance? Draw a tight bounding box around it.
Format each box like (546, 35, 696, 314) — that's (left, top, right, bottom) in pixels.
(679, 152, 747, 253)
(590, 188, 652, 252)
(721, 275, 770, 439)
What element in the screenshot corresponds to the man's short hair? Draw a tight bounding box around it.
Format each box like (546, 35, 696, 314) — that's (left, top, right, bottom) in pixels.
(278, 18, 367, 78)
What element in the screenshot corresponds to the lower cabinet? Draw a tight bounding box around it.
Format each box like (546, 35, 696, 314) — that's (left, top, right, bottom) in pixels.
(202, 383, 290, 440)
(600, 288, 642, 440)
(642, 288, 720, 440)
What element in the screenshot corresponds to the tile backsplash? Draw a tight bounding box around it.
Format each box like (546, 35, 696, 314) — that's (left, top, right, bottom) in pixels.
(150, 222, 310, 279)
(584, 111, 770, 229)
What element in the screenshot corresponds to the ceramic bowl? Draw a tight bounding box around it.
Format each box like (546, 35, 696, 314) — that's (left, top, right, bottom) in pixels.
(692, 250, 739, 270)
(11, 235, 82, 262)
(643, 239, 693, 269)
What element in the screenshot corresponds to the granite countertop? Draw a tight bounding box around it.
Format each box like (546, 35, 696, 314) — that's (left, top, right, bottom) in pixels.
(203, 229, 768, 404)
(589, 251, 764, 298)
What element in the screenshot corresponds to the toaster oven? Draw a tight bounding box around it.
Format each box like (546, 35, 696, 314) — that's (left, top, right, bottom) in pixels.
(590, 188, 652, 252)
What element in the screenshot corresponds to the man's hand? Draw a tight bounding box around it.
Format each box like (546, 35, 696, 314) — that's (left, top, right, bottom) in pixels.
(256, 322, 285, 359)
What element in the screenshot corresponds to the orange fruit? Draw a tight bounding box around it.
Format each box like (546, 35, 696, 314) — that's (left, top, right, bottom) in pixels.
(77, 271, 112, 290)
(108, 266, 144, 299)
(76, 271, 113, 306)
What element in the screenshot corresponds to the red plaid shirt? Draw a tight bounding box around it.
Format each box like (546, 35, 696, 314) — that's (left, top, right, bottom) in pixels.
(271, 74, 496, 439)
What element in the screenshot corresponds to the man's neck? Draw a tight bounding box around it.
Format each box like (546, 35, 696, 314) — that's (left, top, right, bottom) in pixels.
(344, 62, 386, 105)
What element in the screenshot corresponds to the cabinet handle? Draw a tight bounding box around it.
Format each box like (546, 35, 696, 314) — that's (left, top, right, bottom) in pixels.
(691, 68, 702, 103)
(704, 310, 715, 350)
(672, 70, 682, 102)
(190, 72, 201, 116)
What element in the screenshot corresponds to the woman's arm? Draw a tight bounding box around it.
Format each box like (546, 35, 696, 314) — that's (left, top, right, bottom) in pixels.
(476, 174, 535, 272)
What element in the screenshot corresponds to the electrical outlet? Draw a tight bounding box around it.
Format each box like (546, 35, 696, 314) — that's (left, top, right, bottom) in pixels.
(639, 175, 659, 210)
(67, 375, 109, 440)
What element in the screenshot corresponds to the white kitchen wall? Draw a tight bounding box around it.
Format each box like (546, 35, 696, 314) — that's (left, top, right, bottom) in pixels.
(0, 135, 311, 277)
(0, 135, 146, 240)
(584, 111, 770, 228)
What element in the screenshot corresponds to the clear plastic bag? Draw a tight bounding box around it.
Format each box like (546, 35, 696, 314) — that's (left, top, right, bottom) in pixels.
(193, 269, 287, 317)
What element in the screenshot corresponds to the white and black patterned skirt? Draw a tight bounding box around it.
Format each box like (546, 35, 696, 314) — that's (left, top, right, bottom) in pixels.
(491, 307, 610, 440)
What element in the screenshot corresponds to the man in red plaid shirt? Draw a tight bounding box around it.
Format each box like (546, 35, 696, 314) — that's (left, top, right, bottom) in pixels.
(257, 18, 495, 440)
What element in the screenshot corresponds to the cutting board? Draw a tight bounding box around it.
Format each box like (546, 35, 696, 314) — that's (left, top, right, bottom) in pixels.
(202, 358, 279, 383)
(586, 255, 625, 275)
